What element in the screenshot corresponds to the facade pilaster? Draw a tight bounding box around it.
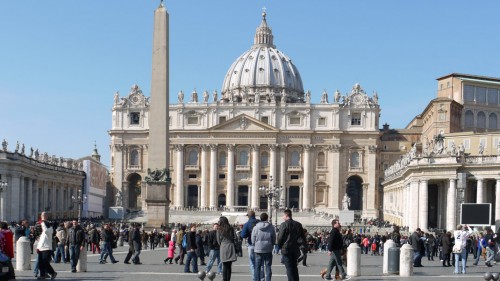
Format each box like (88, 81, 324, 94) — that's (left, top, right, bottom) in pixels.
(279, 145, 287, 206)
(174, 145, 184, 208)
(251, 144, 260, 209)
(419, 179, 428, 231)
(226, 145, 235, 209)
(409, 180, 419, 231)
(328, 144, 341, 209)
(209, 144, 218, 208)
(303, 145, 312, 210)
(200, 145, 209, 208)
(477, 178, 484, 203)
(496, 179, 500, 222)
(447, 178, 457, 231)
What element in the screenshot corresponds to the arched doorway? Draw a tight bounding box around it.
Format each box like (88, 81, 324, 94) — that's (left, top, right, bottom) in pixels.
(218, 194, 226, 208)
(127, 173, 142, 210)
(187, 185, 198, 208)
(288, 186, 300, 209)
(346, 176, 363, 210)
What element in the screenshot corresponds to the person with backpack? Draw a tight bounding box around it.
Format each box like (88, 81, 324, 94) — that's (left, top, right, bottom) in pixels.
(321, 219, 351, 281)
(241, 210, 260, 280)
(174, 225, 186, 265)
(473, 233, 487, 266)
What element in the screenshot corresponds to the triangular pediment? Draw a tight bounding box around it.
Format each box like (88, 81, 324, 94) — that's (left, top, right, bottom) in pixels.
(209, 114, 278, 132)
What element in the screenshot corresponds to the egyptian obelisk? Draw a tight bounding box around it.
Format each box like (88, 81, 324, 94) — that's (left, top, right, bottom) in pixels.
(145, 1, 170, 227)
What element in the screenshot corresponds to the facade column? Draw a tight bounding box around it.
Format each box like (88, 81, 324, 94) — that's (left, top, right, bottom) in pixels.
(226, 145, 235, 209)
(279, 145, 287, 207)
(447, 178, 457, 231)
(366, 145, 378, 216)
(477, 178, 484, 203)
(408, 180, 419, 231)
(209, 144, 218, 209)
(419, 179, 429, 231)
(328, 144, 341, 210)
(174, 145, 184, 208)
(303, 145, 312, 210)
(496, 179, 500, 222)
(269, 145, 277, 186)
(251, 145, 260, 210)
(200, 145, 209, 209)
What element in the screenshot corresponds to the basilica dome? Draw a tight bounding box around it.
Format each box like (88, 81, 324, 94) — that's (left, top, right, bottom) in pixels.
(221, 12, 305, 104)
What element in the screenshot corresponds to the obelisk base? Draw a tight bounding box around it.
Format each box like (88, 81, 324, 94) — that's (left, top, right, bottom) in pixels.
(144, 181, 170, 228)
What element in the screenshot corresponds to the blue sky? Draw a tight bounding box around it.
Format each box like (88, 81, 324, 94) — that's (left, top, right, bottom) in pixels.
(1, 0, 499, 167)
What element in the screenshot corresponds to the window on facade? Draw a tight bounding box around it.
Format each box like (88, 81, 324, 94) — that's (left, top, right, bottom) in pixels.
(261, 152, 269, 167)
(488, 88, 498, 105)
(130, 112, 140, 125)
(351, 113, 361, 126)
(290, 151, 300, 166)
(219, 152, 227, 167)
(439, 112, 446, 121)
(261, 116, 269, 124)
(476, 87, 487, 104)
(318, 117, 326, 126)
(188, 174, 197, 179)
(317, 152, 325, 167)
(464, 139, 470, 149)
(477, 111, 486, 128)
(290, 175, 299, 180)
(290, 116, 301, 125)
(479, 138, 486, 148)
(464, 85, 474, 102)
(489, 113, 498, 130)
(238, 150, 248, 165)
(188, 150, 198, 165)
(130, 150, 139, 166)
(188, 116, 199, 125)
(261, 175, 268, 180)
(464, 110, 474, 127)
(219, 174, 226, 179)
(350, 151, 360, 168)
(219, 116, 227, 124)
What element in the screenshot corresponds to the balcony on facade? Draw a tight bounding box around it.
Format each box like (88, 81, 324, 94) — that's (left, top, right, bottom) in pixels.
(287, 165, 302, 172)
(235, 165, 250, 171)
(185, 165, 199, 171)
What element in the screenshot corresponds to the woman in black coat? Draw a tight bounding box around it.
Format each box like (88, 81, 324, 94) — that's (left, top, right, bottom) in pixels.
(441, 232, 452, 267)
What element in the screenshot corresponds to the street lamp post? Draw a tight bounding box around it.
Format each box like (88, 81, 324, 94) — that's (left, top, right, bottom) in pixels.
(0, 180, 7, 221)
(72, 191, 87, 222)
(259, 176, 284, 226)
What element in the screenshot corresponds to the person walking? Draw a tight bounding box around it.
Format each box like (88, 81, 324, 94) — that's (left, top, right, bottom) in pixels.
(124, 225, 137, 264)
(88, 224, 100, 254)
(174, 225, 186, 265)
(277, 209, 306, 281)
(67, 219, 85, 273)
(53, 223, 67, 263)
(473, 233, 487, 266)
(205, 223, 222, 274)
(130, 223, 142, 264)
(322, 219, 351, 281)
(164, 239, 176, 264)
(410, 228, 424, 267)
(184, 225, 199, 273)
(251, 212, 276, 281)
(36, 212, 57, 280)
(452, 224, 471, 274)
(217, 216, 238, 281)
(241, 210, 260, 280)
(441, 231, 452, 267)
(99, 223, 119, 264)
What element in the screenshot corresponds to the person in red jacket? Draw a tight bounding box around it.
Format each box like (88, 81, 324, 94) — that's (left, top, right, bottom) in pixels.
(0, 221, 14, 259)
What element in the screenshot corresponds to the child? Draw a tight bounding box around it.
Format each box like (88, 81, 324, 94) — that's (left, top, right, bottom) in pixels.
(164, 240, 176, 264)
(371, 242, 377, 256)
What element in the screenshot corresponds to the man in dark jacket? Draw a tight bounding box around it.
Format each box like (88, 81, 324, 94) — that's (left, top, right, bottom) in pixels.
(205, 223, 222, 274)
(278, 209, 306, 281)
(323, 219, 351, 280)
(14, 219, 29, 243)
(124, 224, 139, 264)
(67, 220, 85, 273)
(99, 223, 119, 264)
(184, 225, 198, 273)
(130, 224, 142, 264)
(241, 210, 259, 280)
(409, 228, 423, 267)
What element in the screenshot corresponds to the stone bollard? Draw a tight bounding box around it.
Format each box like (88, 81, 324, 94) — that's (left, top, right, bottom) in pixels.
(77, 246, 87, 272)
(118, 236, 124, 247)
(383, 239, 396, 274)
(399, 244, 413, 277)
(346, 243, 361, 277)
(16, 236, 31, 271)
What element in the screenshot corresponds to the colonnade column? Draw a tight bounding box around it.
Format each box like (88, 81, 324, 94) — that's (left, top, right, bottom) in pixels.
(226, 145, 235, 209)
(496, 179, 500, 222)
(174, 145, 184, 208)
(447, 178, 457, 231)
(0, 174, 6, 221)
(27, 179, 33, 221)
(209, 144, 218, 209)
(11, 175, 21, 221)
(328, 145, 341, 210)
(303, 145, 312, 210)
(279, 145, 287, 207)
(251, 145, 260, 210)
(200, 145, 208, 209)
(477, 178, 484, 203)
(408, 180, 419, 231)
(19, 176, 25, 220)
(419, 179, 428, 231)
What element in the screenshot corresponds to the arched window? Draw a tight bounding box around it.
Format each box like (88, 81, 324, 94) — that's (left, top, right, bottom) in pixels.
(350, 152, 360, 168)
(489, 113, 498, 130)
(188, 149, 198, 165)
(130, 150, 139, 166)
(219, 151, 227, 167)
(317, 152, 325, 167)
(238, 150, 248, 165)
(464, 110, 474, 128)
(477, 111, 486, 128)
(291, 151, 300, 166)
(261, 152, 269, 167)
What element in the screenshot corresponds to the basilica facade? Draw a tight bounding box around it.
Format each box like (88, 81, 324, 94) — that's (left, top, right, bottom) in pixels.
(109, 11, 382, 218)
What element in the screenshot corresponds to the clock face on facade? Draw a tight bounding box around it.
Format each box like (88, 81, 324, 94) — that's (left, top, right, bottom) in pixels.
(352, 93, 363, 105)
(130, 93, 140, 105)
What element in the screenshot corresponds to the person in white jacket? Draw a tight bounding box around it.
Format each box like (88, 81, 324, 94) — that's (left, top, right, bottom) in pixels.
(36, 212, 57, 280)
(453, 224, 471, 274)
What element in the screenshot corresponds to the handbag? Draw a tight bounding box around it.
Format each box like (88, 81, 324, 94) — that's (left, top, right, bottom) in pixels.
(452, 243, 462, 254)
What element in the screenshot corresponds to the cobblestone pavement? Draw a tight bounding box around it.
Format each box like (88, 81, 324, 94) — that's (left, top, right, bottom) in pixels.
(10, 245, 497, 280)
